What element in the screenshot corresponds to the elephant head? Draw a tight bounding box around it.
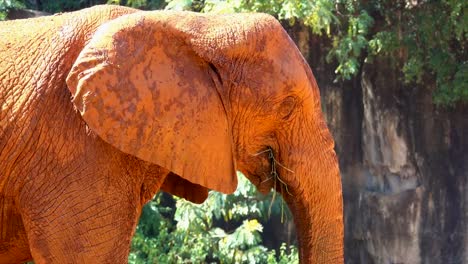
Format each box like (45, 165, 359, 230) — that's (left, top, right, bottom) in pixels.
(66, 11, 343, 263)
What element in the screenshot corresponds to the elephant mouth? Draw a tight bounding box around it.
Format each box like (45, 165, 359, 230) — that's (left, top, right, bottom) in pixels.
(244, 146, 285, 194)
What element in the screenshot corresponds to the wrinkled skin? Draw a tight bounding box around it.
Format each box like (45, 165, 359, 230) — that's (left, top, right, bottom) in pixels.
(0, 5, 343, 263)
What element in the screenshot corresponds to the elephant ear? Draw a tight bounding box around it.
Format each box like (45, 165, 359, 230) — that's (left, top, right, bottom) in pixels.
(161, 173, 208, 204)
(66, 14, 237, 194)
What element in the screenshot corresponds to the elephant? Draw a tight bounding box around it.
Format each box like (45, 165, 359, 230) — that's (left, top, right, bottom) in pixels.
(0, 5, 344, 263)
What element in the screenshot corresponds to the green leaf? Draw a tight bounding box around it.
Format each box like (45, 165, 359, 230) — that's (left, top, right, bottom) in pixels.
(165, 0, 192, 11)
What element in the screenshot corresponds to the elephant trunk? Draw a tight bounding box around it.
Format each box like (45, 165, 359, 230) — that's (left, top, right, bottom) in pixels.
(283, 148, 344, 263)
(278, 117, 344, 263)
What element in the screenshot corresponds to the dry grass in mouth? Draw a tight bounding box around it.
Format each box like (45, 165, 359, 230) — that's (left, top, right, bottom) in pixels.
(254, 147, 294, 223)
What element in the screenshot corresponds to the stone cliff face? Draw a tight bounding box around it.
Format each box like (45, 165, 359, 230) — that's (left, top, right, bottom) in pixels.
(285, 24, 468, 264)
(6, 9, 50, 20)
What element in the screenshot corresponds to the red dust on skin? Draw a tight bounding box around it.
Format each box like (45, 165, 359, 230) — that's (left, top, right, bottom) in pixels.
(1, 6, 343, 264)
(67, 12, 237, 194)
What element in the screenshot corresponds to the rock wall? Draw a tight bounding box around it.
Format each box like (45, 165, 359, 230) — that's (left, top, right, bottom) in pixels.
(285, 24, 468, 264)
(6, 9, 50, 20)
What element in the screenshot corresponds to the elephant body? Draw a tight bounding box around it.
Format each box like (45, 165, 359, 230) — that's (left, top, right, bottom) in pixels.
(0, 6, 344, 263)
(1, 6, 154, 262)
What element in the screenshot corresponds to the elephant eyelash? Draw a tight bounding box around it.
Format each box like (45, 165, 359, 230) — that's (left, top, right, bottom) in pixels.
(253, 147, 294, 222)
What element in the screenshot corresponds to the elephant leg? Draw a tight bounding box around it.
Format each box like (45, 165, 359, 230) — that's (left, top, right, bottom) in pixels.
(17, 170, 142, 263)
(0, 196, 32, 263)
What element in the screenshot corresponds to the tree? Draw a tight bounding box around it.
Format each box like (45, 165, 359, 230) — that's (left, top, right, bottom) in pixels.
(130, 173, 298, 264)
(6, 0, 466, 104)
(164, 0, 467, 106)
(0, 0, 25, 19)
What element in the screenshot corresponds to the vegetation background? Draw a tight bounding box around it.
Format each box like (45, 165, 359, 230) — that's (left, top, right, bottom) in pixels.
(1, 0, 466, 263)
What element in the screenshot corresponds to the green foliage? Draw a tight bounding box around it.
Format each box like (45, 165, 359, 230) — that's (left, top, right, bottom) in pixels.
(108, 0, 166, 9)
(164, 0, 191, 11)
(164, 0, 467, 105)
(6, 0, 466, 105)
(28, 0, 104, 13)
(402, 0, 467, 106)
(327, 9, 374, 81)
(129, 173, 297, 263)
(0, 0, 25, 20)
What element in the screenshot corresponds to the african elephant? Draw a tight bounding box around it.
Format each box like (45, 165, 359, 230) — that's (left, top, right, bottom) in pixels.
(0, 5, 343, 263)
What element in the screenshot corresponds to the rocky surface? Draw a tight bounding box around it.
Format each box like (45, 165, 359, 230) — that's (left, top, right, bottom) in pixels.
(6, 9, 50, 20)
(286, 23, 468, 264)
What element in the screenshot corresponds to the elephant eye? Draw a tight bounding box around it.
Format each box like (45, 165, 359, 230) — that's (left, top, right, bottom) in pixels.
(278, 96, 297, 120)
